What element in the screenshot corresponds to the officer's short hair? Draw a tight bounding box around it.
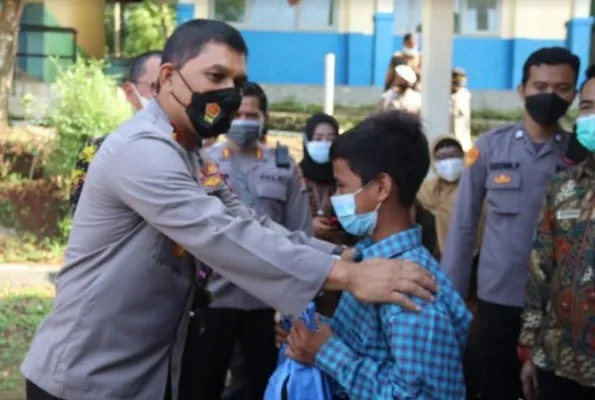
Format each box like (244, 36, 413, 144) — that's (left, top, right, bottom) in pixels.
(161, 19, 248, 68)
(243, 82, 268, 114)
(580, 64, 595, 92)
(128, 50, 162, 83)
(521, 47, 580, 85)
(330, 110, 429, 207)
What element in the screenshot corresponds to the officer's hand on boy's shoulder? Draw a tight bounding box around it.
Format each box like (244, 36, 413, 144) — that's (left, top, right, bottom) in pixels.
(286, 319, 332, 366)
(349, 258, 436, 311)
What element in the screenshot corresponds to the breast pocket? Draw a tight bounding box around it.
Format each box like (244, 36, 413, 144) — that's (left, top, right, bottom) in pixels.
(256, 182, 288, 202)
(486, 170, 522, 215)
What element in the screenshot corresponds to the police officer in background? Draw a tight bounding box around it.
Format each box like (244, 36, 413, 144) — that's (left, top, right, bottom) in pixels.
(441, 47, 580, 400)
(181, 82, 313, 399)
(69, 50, 162, 213)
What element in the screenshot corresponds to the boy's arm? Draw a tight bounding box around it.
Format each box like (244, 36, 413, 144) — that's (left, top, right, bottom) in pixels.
(519, 185, 556, 349)
(315, 306, 467, 399)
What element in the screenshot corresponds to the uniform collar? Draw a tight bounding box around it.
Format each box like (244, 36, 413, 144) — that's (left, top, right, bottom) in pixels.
(221, 141, 266, 161)
(354, 225, 423, 261)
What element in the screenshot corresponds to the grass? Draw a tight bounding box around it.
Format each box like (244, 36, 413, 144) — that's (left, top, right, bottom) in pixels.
(0, 287, 54, 399)
(0, 234, 66, 265)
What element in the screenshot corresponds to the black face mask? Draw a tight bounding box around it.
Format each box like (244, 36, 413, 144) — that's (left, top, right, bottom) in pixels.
(173, 72, 241, 139)
(524, 93, 570, 126)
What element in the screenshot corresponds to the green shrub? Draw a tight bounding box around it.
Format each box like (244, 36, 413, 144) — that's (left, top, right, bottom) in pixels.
(44, 58, 133, 178)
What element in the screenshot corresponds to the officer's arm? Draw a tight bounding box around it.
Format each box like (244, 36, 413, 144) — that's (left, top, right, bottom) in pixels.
(283, 165, 314, 235)
(440, 134, 488, 298)
(519, 182, 556, 349)
(107, 137, 337, 315)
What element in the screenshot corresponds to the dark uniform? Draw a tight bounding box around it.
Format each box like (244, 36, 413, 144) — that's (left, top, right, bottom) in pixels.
(441, 123, 570, 400)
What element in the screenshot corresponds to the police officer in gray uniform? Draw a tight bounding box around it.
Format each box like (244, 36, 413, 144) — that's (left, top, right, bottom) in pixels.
(21, 20, 436, 400)
(441, 47, 580, 400)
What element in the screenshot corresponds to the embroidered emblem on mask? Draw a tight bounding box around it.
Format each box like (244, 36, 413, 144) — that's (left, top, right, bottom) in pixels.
(494, 174, 511, 184)
(204, 103, 221, 124)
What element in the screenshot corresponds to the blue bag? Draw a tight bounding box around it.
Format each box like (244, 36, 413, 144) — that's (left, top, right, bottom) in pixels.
(264, 303, 333, 400)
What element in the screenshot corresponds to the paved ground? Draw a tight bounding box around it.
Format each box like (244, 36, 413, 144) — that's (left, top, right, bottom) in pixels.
(0, 264, 59, 290)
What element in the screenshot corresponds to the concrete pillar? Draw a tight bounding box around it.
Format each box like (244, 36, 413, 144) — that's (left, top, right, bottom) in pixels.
(420, 0, 454, 144)
(372, 0, 395, 87)
(566, 0, 593, 85)
(176, 0, 196, 26)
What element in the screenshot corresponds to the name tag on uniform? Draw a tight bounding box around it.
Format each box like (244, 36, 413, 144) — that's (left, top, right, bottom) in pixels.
(557, 209, 581, 220)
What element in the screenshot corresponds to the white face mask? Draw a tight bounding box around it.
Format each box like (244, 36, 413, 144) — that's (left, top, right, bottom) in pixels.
(434, 158, 464, 182)
(131, 84, 150, 109)
(305, 140, 332, 164)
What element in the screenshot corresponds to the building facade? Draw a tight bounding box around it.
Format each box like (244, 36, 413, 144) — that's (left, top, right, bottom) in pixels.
(15, 0, 595, 90)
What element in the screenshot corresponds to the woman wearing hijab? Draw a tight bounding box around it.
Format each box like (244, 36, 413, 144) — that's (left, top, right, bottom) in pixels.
(299, 113, 351, 316)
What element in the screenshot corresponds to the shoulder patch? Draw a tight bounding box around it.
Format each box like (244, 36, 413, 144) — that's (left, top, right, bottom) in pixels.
(464, 146, 480, 168)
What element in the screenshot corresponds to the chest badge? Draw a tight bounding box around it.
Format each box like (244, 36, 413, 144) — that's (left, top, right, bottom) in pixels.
(200, 162, 223, 188)
(204, 103, 221, 124)
(556, 209, 581, 220)
(494, 174, 512, 184)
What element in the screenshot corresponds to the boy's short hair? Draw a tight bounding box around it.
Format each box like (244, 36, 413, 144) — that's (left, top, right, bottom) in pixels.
(330, 110, 430, 207)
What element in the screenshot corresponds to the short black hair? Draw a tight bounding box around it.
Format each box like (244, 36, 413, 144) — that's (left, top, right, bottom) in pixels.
(435, 138, 462, 153)
(521, 47, 580, 85)
(330, 110, 429, 207)
(579, 64, 595, 92)
(403, 33, 413, 42)
(161, 19, 248, 67)
(243, 82, 268, 113)
(128, 50, 162, 82)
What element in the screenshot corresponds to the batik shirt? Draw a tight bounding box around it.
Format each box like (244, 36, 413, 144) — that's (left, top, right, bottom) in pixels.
(314, 225, 471, 400)
(519, 156, 595, 387)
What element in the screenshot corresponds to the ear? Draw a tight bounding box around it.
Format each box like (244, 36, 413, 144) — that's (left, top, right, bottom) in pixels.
(122, 82, 135, 103)
(377, 173, 393, 202)
(158, 63, 175, 93)
(517, 84, 525, 102)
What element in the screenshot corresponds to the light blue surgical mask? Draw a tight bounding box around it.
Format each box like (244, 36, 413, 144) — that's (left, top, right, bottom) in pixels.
(330, 187, 381, 237)
(576, 114, 595, 152)
(305, 140, 332, 164)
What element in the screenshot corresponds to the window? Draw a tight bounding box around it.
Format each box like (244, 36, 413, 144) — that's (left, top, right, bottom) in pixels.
(394, 0, 500, 35)
(454, 0, 500, 34)
(296, 0, 336, 30)
(212, 0, 246, 23)
(211, 0, 336, 31)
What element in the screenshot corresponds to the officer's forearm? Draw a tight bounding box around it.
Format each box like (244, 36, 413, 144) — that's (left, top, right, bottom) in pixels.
(322, 259, 353, 292)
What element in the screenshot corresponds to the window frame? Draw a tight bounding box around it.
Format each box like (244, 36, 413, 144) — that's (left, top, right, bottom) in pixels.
(209, 0, 339, 32)
(455, 0, 501, 37)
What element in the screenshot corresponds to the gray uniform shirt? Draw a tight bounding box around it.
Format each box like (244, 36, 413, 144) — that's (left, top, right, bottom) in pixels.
(206, 141, 313, 309)
(21, 100, 335, 400)
(441, 123, 569, 308)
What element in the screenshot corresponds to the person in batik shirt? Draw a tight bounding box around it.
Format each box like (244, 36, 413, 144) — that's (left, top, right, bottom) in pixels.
(518, 66, 595, 400)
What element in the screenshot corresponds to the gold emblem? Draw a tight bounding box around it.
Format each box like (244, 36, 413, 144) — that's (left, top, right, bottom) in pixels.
(465, 146, 479, 168)
(494, 174, 511, 184)
(173, 243, 185, 257)
(200, 162, 223, 188)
